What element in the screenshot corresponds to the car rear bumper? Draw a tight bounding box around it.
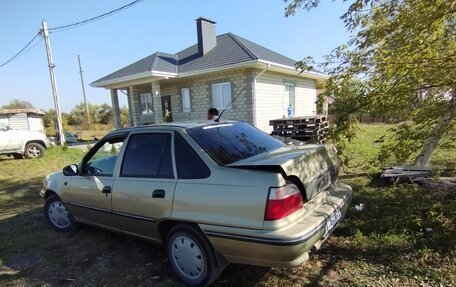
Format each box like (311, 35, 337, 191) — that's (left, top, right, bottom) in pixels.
(200, 182, 352, 268)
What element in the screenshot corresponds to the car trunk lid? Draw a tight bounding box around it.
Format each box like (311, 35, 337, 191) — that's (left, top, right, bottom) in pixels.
(227, 144, 339, 200)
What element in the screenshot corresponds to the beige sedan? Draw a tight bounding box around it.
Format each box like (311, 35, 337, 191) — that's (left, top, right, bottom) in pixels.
(41, 121, 352, 286)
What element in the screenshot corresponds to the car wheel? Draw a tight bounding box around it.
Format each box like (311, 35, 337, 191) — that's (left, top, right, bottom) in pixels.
(44, 195, 77, 232)
(166, 225, 221, 287)
(24, 143, 45, 159)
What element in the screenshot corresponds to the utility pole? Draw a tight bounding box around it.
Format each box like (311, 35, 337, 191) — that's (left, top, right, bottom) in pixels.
(40, 20, 65, 145)
(78, 55, 91, 125)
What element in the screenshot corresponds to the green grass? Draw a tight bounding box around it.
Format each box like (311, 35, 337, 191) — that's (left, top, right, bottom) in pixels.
(0, 125, 455, 286)
(344, 123, 456, 176)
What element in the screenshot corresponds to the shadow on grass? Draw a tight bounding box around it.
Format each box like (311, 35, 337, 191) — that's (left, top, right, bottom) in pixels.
(1, 171, 454, 286)
(0, 207, 182, 286)
(0, 207, 269, 287)
(0, 176, 43, 214)
(280, 170, 456, 286)
(0, 172, 269, 286)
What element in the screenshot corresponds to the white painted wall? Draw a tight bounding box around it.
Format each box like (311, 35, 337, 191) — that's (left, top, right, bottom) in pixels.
(28, 115, 45, 132)
(0, 113, 45, 132)
(255, 71, 317, 133)
(9, 113, 29, 130)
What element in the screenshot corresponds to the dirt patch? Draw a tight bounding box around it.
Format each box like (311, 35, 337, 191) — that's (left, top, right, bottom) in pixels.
(5, 253, 43, 271)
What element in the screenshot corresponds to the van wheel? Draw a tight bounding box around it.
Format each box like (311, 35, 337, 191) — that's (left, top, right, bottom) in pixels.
(166, 225, 221, 287)
(25, 143, 45, 159)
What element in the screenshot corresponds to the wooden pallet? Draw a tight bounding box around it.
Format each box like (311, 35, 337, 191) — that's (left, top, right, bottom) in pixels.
(269, 115, 328, 126)
(270, 115, 329, 144)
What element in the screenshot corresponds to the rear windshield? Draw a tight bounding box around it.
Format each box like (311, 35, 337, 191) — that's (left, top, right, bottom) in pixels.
(187, 122, 285, 166)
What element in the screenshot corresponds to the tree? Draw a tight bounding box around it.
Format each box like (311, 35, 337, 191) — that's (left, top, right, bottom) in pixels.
(120, 105, 130, 127)
(42, 109, 55, 128)
(96, 103, 113, 125)
(1, 99, 35, 109)
(285, 0, 456, 164)
(43, 109, 71, 135)
(68, 102, 99, 126)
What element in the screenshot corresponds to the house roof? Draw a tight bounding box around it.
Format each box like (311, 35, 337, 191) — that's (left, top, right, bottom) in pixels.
(0, 108, 45, 115)
(92, 33, 327, 87)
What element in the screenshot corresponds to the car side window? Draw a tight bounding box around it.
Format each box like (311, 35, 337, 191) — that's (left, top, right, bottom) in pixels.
(0, 123, 10, 131)
(121, 133, 174, 178)
(83, 139, 124, 177)
(175, 132, 210, 179)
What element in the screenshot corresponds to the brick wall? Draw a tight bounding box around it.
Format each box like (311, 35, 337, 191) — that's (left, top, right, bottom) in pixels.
(125, 69, 317, 133)
(160, 69, 253, 123)
(128, 84, 156, 125)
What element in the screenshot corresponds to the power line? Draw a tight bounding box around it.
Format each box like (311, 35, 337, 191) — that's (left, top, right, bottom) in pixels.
(0, 0, 144, 68)
(49, 0, 144, 33)
(0, 32, 40, 68)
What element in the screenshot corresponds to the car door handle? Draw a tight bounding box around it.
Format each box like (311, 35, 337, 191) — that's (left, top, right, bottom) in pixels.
(102, 186, 112, 196)
(152, 189, 165, 198)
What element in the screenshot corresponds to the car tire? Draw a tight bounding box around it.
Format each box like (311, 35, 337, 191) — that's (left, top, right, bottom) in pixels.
(44, 194, 77, 232)
(24, 142, 45, 159)
(166, 224, 221, 287)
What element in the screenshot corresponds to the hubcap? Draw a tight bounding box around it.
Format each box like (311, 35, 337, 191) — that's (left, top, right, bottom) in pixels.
(171, 235, 205, 280)
(48, 201, 71, 228)
(27, 146, 40, 157)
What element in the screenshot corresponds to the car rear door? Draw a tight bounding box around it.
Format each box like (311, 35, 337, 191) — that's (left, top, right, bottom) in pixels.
(111, 132, 177, 240)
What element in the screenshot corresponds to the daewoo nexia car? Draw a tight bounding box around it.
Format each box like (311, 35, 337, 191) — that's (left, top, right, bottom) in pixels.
(41, 120, 352, 286)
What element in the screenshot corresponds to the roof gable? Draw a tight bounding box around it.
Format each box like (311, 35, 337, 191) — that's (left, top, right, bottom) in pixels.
(91, 32, 326, 87)
(176, 33, 256, 73)
(93, 52, 178, 84)
(231, 34, 296, 67)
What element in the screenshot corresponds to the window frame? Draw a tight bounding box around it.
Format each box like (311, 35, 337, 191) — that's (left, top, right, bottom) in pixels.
(181, 88, 191, 112)
(211, 82, 232, 110)
(120, 132, 174, 179)
(139, 93, 153, 115)
(187, 122, 285, 166)
(80, 134, 127, 177)
(284, 83, 295, 115)
(0, 122, 10, 131)
(174, 131, 211, 179)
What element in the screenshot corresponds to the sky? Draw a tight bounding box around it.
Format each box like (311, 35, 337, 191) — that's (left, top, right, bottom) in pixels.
(0, 0, 351, 112)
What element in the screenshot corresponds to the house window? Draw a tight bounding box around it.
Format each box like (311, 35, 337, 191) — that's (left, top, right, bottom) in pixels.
(140, 93, 153, 114)
(211, 82, 232, 110)
(284, 83, 295, 117)
(181, 88, 191, 112)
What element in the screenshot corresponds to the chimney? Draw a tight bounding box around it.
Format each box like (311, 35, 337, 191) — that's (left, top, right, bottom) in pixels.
(196, 17, 217, 55)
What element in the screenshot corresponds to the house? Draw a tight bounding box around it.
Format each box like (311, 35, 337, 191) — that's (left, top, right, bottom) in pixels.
(91, 17, 328, 133)
(0, 108, 46, 132)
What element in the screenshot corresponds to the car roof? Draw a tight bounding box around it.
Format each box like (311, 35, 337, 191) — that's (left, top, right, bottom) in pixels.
(106, 120, 242, 137)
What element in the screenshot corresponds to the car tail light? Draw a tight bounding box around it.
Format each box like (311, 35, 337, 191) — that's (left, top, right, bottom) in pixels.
(265, 184, 303, 221)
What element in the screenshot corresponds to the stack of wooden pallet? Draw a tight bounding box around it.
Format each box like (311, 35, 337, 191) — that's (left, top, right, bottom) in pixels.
(269, 115, 329, 144)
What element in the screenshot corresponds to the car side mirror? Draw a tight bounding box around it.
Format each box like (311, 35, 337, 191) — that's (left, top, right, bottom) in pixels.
(63, 164, 79, 176)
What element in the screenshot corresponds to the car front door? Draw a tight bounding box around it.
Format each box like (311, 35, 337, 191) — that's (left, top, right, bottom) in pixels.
(111, 132, 177, 240)
(63, 136, 125, 228)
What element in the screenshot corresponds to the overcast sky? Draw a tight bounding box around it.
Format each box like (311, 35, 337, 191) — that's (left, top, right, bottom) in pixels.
(0, 0, 350, 112)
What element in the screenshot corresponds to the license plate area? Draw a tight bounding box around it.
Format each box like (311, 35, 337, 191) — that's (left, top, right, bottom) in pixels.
(323, 208, 342, 239)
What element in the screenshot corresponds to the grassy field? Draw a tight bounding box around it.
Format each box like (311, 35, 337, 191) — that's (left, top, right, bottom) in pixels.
(0, 124, 455, 286)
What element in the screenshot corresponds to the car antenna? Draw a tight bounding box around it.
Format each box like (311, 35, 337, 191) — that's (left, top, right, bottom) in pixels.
(215, 87, 245, 122)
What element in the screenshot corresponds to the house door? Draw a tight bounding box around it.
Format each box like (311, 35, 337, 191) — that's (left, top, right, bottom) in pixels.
(161, 95, 173, 122)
